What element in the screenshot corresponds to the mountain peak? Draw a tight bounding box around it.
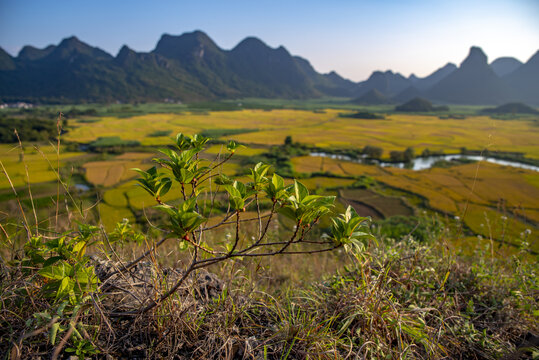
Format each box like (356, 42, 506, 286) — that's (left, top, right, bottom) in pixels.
(48, 36, 112, 61)
(460, 46, 488, 69)
(490, 57, 522, 77)
(233, 37, 269, 52)
(18, 45, 56, 61)
(153, 30, 221, 60)
(116, 45, 135, 60)
(58, 36, 84, 48)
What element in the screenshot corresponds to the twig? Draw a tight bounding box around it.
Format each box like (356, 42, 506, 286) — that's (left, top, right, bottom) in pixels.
(51, 310, 81, 360)
(10, 316, 59, 360)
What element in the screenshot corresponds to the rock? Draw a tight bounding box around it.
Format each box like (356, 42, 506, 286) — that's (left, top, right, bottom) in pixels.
(91, 258, 223, 312)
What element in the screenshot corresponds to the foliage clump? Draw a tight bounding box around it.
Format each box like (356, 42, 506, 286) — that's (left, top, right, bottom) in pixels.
(395, 97, 449, 112)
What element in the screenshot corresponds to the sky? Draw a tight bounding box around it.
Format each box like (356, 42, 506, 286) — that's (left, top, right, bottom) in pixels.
(0, 0, 538, 82)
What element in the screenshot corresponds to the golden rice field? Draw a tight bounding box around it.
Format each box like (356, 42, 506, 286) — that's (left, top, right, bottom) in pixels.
(2, 110, 538, 250)
(65, 110, 539, 159)
(0, 143, 82, 189)
(83, 156, 153, 187)
(292, 156, 538, 250)
(292, 156, 389, 177)
(204, 144, 266, 157)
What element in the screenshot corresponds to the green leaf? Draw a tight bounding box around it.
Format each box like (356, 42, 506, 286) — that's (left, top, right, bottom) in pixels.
(39, 262, 73, 280)
(72, 240, 87, 260)
(175, 133, 192, 150)
(278, 206, 297, 221)
(294, 180, 309, 203)
(156, 177, 172, 197)
(178, 240, 189, 251)
(233, 181, 247, 197)
(215, 174, 234, 185)
(50, 322, 60, 345)
(42, 256, 63, 267)
(57, 277, 72, 299)
(225, 184, 242, 199)
(272, 173, 284, 189)
(226, 140, 245, 152)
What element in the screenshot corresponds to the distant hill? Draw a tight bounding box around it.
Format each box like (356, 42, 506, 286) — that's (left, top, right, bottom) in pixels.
(395, 97, 449, 112)
(391, 86, 423, 103)
(426, 47, 513, 105)
(353, 71, 411, 98)
(294, 56, 357, 97)
(18, 45, 56, 61)
(490, 57, 522, 77)
(0, 34, 537, 104)
(408, 63, 457, 91)
(0, 48, 15, 70)
(480, 102, 539, 115)
(503, 51, 539, 106)
(350, 89, 391, 105)
(0, 31, 353, 103)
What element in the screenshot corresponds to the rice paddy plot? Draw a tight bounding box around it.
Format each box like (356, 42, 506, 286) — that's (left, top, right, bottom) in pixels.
(299, 177, 356, 190)
(83, 153, 153, 187)
(292, 156, 387, 177)
(339, 188, 413, 220)
(0, 143, 82, 189)
(204, 144, 266, 157)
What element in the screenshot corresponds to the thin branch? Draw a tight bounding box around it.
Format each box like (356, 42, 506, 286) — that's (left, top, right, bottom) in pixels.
(51, 310, 81, 360)
(255, 194, 262, 239)
(229, 210, 241, 254)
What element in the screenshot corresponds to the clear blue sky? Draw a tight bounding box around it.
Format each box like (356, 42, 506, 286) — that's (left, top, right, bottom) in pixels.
(1, 0, 538, 81)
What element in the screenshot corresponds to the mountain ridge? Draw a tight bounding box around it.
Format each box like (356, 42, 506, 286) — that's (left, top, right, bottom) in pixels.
(1, 32, 537, 104)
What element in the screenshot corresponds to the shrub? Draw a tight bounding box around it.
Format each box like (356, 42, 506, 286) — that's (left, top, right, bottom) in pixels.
(0, 133, 374, 358)
(362, 145, 383, 159)
(129, 133, 374, 313)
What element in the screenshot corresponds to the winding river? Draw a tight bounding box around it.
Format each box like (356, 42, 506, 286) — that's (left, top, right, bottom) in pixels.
(309, 152, 539, 172)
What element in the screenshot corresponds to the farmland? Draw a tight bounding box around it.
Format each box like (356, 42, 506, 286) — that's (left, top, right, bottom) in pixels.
(64, 110, 539, 158)
(1, 103, 538, 360)
(1, 107, 538, 255)
(0, 143, 83, 189)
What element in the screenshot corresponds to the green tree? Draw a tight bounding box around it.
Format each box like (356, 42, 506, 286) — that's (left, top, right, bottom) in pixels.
(363, 145, 383, 159)
(404, 147, 415, 161)
(284, 135, 293, 146)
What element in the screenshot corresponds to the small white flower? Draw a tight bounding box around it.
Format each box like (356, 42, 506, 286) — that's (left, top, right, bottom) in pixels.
(524, 229, 532, 235)
(501, 216, 507, 221)
(454, 216, 460, 221)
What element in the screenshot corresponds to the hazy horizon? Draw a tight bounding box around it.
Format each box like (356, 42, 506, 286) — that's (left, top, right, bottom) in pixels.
(1, 0, 538, 82)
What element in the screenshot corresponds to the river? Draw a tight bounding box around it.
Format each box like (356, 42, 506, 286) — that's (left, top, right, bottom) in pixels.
(309, 152, 539, 172)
